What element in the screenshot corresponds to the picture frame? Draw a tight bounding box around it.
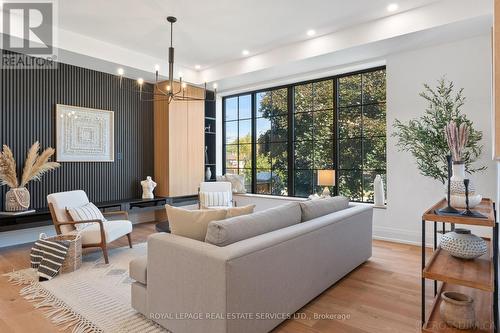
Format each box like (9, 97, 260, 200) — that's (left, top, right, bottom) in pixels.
(55, 104, 114, 162)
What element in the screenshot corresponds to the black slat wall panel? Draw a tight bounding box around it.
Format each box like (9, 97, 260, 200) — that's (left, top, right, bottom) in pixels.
(0, 50, 154, 210)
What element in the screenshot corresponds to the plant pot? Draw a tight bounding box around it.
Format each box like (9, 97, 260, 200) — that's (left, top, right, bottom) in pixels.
(439, 291, 475, 329)
(440, 228, 487, 259)
(5, 187, 30, 212)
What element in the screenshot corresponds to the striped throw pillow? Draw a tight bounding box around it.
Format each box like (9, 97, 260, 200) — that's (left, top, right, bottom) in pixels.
(200, 191, 231, 208)
(67, 202, 106, 231)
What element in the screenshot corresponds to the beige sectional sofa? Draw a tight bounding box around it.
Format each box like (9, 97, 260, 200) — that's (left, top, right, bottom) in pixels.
(130, 199, 373, 333)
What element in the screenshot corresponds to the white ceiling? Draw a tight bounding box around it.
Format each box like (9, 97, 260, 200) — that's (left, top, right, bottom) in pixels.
(58, 0, 439, 70)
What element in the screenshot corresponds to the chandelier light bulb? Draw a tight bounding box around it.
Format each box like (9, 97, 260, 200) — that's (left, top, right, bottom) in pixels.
(137, 78, 144, 85)
(181, 82, 187, 89)
(178, 71, 183, 79)
(166, 85, 171, 91)
(117, 68, 124, 76)
(213, 83, 218, 90)
(154, 64, 160, 72)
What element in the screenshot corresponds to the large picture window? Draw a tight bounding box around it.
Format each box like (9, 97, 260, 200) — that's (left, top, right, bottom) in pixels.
(223, 67, 386, 203)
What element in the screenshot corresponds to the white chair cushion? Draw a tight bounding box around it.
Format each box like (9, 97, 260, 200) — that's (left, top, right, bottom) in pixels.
(200, 191, 232, 208)
(78, 220, 132, 245)
(47, 190, 90, 234)
(67, 202, 106, 231)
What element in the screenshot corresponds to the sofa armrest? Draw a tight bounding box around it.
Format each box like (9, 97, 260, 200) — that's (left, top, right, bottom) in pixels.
(146, 233, 228, 333)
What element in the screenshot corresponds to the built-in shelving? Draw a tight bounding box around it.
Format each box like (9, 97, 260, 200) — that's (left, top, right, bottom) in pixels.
(204, 90, 216, 181)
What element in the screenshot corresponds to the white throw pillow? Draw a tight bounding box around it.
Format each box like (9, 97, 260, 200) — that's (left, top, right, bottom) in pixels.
(224, 174, 246, 193)
(67, 202, 106, 231)
(200, 191, 231, 208)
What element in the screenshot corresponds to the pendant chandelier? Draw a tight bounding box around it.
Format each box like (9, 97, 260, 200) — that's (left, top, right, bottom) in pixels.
(117, 16, 217, 103)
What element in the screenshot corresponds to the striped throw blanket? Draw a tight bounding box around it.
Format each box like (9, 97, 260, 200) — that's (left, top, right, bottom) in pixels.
(30, 239, 69, 280)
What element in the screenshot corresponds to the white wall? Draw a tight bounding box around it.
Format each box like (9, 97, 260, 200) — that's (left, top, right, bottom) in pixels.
(382, 34, 496, 244)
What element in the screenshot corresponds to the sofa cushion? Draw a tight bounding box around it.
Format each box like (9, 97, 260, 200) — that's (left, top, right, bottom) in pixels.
(225, 204, 256, 218)
(299, 196, 349, 222)
(130, 256, 147, 285)
(166, 205, 227, 241)
(205, 202, 301, 246)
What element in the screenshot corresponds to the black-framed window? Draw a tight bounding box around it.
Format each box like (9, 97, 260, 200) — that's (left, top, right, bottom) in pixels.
(224, 94, 253, 192)
(223, 67, 386, 203)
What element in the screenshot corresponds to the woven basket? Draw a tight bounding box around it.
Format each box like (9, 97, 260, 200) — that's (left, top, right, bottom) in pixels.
(45, 234, 82, 273)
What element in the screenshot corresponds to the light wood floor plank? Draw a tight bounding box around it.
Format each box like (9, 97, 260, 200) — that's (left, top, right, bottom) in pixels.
(0, 222, 429, 333)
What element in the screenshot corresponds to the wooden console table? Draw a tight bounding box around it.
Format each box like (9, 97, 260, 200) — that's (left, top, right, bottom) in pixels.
(421, 198, 498, 333)
(0, 197, 168, 233)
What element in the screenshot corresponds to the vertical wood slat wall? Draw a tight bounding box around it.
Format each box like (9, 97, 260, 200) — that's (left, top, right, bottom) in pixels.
(0, 50, 154, 210)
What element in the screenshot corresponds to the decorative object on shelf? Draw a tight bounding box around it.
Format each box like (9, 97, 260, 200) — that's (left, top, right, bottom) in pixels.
(440, 228, 487, 259)
(117, 16, 217, 104)
(141, 176, 157, 199)
(438, 155, 459, 215)
(308, 193, 321, 200)
(439, 291, 476, 329)
(205, 167, 212, 181)
(393, 77, 485, 184)
(56, 105, 114, 162)
(205, 124, 211, 132)
(0, 142, 60, 211)
(444, 121, 482, 208)
(373, 174, 385, 207)
(317, 170, 335, 197)
(205, 146, 209, 164)
(460, 179, 486, 218)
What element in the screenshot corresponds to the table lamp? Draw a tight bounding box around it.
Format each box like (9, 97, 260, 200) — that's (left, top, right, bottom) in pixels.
(318, 170, 335, 197)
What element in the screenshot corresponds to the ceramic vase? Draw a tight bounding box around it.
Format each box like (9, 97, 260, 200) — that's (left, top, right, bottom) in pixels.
(5, 187, 30, 212)
(373, 175, 385, 206)
(205, 167, 212, 181)
(445, 162, 481, 208)
(439, 291, 475, 329)
(440, 228, 487, 259)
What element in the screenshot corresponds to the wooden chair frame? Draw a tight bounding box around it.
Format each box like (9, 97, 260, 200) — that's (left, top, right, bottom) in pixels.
(48, 203, 132, 264)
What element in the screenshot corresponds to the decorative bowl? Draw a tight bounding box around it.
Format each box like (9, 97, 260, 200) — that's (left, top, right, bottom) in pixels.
(440, 229, 487, 260)
(449, 194, 482, 208)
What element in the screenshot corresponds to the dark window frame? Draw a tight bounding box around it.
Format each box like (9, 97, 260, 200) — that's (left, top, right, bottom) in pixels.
(223, 66, 386, 202)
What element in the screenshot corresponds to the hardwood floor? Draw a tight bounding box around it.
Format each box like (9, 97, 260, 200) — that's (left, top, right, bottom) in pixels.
(0, 223, 432, 333)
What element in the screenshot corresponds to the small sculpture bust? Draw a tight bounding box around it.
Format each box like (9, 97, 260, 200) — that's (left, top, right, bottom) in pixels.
(141, 176, 157, 199)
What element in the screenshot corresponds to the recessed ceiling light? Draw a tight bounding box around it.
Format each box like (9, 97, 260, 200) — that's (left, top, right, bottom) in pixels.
(195, 64, 201, 70)
(242, 49, 250, 56)
(387, 3, 398, 12)
(307, 29, 316, 37)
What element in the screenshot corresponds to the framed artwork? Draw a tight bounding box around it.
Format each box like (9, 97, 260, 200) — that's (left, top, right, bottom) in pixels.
(56, 104, 114, 162)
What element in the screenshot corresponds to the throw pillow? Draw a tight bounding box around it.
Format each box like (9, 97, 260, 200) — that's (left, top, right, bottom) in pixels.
(299, 196, 349, 222)
(67, 202, 106, 231)
(200, 191, 231, 208)
(225, 204, 256, 218)
(224, 173, 247, 193)
(166, 205, 227, 241)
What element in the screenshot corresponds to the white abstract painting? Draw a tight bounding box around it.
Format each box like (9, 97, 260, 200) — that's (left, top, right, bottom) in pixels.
(56, 105, 114, 162)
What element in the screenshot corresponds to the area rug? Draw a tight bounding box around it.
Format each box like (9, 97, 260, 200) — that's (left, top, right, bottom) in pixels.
(4, 243, 168, 333)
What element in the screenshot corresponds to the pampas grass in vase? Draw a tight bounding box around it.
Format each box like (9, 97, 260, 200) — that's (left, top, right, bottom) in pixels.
(0, 142, 60, 212)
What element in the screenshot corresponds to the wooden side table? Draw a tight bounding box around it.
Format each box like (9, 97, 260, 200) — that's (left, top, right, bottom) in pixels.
(421, 198, 498, 333)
